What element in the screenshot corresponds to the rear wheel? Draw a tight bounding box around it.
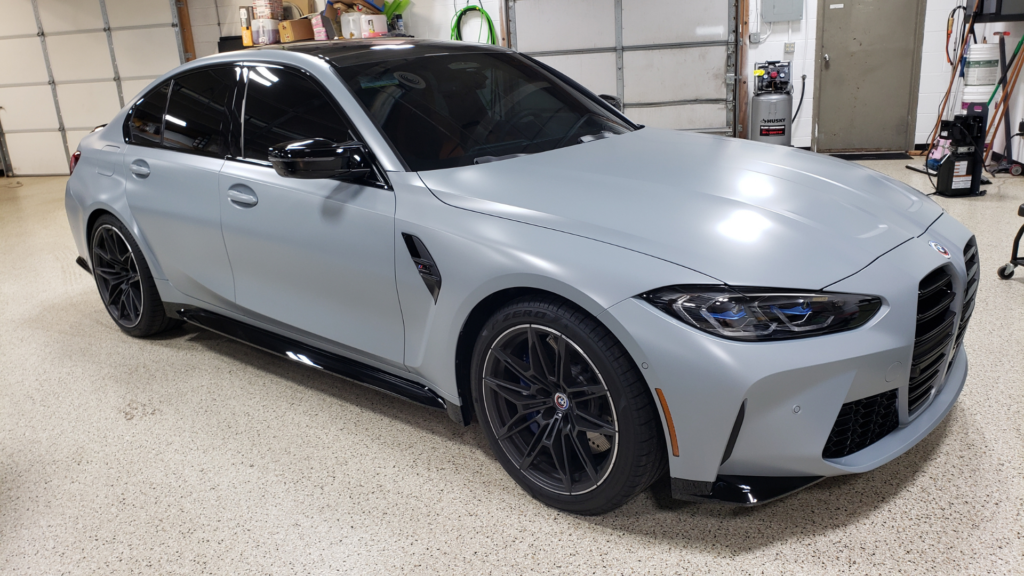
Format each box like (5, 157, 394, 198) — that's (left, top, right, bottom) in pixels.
(471, 295, 665, 515)
(90, 215, 179, 337)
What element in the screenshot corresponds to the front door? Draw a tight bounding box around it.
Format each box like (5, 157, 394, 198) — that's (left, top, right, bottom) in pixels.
(123, 67, 241, 305)
(218, 65, 405, 366)
(813, 0, 926, 152)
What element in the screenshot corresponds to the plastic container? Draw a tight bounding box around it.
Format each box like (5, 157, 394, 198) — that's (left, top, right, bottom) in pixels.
(965, 43, 1000, 85)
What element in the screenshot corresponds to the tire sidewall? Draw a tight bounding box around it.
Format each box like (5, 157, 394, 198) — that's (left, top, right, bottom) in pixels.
(470, 300, 648, 513)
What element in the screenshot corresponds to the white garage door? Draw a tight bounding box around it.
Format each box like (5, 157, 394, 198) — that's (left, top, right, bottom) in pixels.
(0, 0, 185, 176)
(506, 0, 739, 134)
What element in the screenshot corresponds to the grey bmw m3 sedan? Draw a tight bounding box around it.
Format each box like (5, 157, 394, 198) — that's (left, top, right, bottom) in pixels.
(65, 39, 977, 514)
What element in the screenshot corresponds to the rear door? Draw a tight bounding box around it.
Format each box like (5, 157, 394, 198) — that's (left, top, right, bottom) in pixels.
(218, 64, 406, 366)
(123, 67, 241, 304)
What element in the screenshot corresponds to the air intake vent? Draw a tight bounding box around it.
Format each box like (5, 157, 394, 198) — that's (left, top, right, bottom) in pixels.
(910, 267, 957, 414)
(402, 233, 442, 303)
(952, 237, 978, 358)
(822, 389, 899, 459)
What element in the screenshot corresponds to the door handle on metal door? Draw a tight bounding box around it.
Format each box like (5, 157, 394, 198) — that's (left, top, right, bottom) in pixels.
(227, 185, 258, 207)
(129, 160, 150, 178)
(823, 53, 829, 62)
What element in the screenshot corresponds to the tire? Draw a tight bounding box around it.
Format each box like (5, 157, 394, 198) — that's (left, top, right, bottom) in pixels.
(997, 263, 1016, 280)
(90, 214, 180, 337)
(470, 295, 666, 515)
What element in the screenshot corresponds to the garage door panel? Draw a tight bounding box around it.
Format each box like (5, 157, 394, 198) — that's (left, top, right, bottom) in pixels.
(623, 46, 727, 102)
(37, 0, 103, 33)
(56, 82, 122, 129)
(6, 131, 68, 175)
(514, 0, 615, 52)
(534, 53, 618, 97)
(622, 0, 730, 45)
(66, 129, 95, 155)
(121, 78, 159, 104)
(0, 38, 49, 85)
(105, 0, 173, 28)
(0, 0, 38, 37)
(625, 103, 728, 131)
(0, 86, 59, 131)
(113, 27, 180, 78)
(47, 33, 114, 82)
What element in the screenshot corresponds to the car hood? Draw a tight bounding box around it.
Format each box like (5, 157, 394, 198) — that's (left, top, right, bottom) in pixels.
(417, 128, 942, 289)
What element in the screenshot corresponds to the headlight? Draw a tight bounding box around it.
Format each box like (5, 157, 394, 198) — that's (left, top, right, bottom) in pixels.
(640, 286, 882, 341)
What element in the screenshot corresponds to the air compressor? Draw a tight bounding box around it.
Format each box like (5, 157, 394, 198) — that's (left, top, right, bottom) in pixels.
(749, 61, 802, 146)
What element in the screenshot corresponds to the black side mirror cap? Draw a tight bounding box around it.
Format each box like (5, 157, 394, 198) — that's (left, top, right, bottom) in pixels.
(598, 94, 623, 112)
(268, 138, 371, 180)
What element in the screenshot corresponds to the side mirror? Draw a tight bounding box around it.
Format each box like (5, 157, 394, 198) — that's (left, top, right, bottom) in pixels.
(598, 94, 623, 112)
(268, 138, 371, 180)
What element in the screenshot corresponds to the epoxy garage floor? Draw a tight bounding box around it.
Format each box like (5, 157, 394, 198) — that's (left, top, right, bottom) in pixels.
(1, 162, 1022, 575)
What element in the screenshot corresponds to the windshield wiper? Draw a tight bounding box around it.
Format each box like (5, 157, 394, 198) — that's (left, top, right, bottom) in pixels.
(474, 153, 530, 165)
(579, 131, 615, 143)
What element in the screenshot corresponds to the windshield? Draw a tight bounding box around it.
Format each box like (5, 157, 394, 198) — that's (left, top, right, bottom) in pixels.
(335, 52, 633, 171)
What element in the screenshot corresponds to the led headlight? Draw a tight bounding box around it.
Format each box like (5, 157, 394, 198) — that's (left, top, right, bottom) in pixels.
(640, 286, 882, 341)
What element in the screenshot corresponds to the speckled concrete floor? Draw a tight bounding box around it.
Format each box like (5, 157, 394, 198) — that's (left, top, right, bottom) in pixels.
(0, 162, 1022, 575)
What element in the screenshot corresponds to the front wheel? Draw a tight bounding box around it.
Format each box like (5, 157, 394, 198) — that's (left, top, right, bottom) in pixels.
(471, 296, 666, 515)
(90, 215, 179, 337)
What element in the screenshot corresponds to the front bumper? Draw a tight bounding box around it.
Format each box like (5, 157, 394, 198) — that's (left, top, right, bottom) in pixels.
(598, 213, 975, 502)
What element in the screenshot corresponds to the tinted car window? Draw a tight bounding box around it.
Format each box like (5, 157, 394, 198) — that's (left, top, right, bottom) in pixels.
(127, 81, 170, 146)
(335, 52, 632, 171)
(241, 66, 354, 161)
(162, 67, 239, 158)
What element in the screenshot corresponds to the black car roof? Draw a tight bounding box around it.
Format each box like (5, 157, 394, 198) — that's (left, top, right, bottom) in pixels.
(252, 38, 512, 67)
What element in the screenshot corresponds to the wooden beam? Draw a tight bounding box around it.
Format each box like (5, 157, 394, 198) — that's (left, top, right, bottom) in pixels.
(176, 0, 196, 61)
(737, 0, 749, 139)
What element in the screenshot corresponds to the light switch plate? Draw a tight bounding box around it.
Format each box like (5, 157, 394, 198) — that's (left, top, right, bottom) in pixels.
(784, 42, 796, 53)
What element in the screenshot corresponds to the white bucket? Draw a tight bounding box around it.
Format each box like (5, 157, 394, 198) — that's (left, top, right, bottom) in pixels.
(965, 43, 1000, 85)
(962, 84, 995, 109)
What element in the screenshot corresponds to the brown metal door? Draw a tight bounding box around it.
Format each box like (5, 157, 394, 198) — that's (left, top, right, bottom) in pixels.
(813, 0, 926, 152)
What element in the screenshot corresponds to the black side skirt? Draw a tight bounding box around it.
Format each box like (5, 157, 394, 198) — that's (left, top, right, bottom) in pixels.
(178, 308, 447, 412)
(671, 475, 824, 506)
(75, 256, 91, 274)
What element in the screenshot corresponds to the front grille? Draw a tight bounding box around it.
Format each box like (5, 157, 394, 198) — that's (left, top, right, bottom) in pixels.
(952, 237, 979, 357)
(909, 267, 957, 413)
(822, 389, 900, 459)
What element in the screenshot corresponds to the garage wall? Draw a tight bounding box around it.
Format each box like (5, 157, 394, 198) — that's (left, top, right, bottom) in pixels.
(746, 0, 1024, 149)
(187, 0, 503, 59)
(0, 0, 184, 176)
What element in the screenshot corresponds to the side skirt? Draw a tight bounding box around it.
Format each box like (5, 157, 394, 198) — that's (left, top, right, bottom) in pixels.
(177, 307, 447, 412)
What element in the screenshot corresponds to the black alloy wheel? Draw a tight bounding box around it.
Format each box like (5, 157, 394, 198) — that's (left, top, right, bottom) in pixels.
(89, 214, 180, 337)
(92, 224, 144, 328)
(482, 324, 618, 495)
(472, 296, 666, 515)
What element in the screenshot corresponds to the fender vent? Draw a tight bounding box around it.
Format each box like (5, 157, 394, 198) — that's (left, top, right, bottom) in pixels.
(402, 233, 441, 303)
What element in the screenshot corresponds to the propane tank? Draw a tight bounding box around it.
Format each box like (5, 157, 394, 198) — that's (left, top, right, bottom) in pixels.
(749, 61, 793, 146)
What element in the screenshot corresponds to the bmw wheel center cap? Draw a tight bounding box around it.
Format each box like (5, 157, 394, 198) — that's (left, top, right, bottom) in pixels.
(554, 392, 570, 411)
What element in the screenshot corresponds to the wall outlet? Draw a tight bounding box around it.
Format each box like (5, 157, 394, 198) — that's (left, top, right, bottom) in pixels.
(784, 42, 796, 53)
(749, 32, 760, 44)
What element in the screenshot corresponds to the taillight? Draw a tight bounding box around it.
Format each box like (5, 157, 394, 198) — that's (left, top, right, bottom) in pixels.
(69, 150, 81, 175)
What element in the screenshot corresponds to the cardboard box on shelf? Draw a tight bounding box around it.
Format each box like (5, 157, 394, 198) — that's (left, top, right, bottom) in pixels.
(311, 13, 336, 40)
(252, 18, 280, 44)
(279, 18, 314, 43)
(252, 0, 283, 20)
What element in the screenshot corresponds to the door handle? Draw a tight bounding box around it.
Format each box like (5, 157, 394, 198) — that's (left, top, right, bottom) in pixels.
(823, 53, 830, 62)
(227, 186, 258, 207)
(129, 160, 150, 178)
